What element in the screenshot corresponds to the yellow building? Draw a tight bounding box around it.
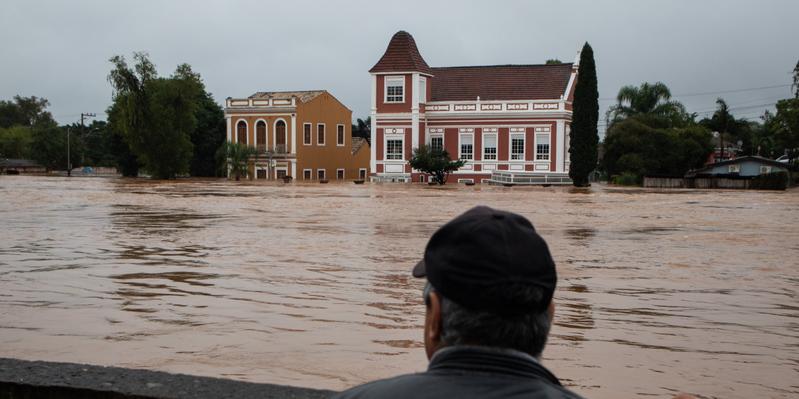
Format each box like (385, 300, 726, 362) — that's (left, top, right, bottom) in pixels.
(224, 90, 370, 181)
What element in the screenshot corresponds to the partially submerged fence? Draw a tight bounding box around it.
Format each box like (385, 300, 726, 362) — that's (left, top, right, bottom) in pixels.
(643, 172, 789, 190)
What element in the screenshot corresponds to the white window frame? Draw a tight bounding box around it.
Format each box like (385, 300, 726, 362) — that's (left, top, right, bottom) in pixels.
(303, 168, 312, 180)
(459, 133, 474, 161)
(418, 76, 427, 103)
(358, 168, 367, 180)
(317, 123, 326, 146)
(535, 132, 550, 161)
(510, 133, 525, 161)
(385, 137, 404, 160)
(728, 164, 740, 173)
(759, 165, 772, 174)
(430, 134, 444, 152)
(384, 76, 405, 103)
(482, 132, 498, 161)
(317, 169, 326, 180)
(336, 124, 345, 146)
(336, 168, 345, 180)
(303, 123, 312, 145)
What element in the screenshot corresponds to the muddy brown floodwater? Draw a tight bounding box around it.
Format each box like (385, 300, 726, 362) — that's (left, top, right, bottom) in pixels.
(0, 176, 797, 398)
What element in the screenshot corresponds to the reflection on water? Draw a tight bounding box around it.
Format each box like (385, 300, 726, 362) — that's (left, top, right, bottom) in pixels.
(0, 176, 797, 398)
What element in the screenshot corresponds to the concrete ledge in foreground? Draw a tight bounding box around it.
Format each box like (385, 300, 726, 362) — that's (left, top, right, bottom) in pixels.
(0, 358, 336, 399)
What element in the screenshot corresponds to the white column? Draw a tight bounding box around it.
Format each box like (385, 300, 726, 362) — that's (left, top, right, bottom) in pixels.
(411, 73, 420, 152)
(370, 74, 377, 174)
(291, 114, 297, 155)
(556, 120, 566, 173)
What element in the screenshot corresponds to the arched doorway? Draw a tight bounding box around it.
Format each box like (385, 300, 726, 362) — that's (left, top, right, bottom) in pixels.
(236, 120, 247, 144)
(275, 120, 286, 153)
(256, 120, 267, 152)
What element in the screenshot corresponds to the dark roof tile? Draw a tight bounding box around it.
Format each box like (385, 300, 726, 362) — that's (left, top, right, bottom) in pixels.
(369, 31, 432, 75)
(430, 64, 574, 101)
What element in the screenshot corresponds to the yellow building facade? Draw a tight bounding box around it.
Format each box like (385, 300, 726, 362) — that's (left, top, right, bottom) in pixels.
(224, 91, 370, 181)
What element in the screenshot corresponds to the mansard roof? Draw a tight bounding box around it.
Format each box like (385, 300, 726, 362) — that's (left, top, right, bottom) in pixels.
(369, 31, 433, 75)
(430, 63, 574, 101)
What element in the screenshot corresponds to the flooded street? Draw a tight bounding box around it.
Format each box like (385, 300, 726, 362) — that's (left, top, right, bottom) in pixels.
(0, 176, 797, 398)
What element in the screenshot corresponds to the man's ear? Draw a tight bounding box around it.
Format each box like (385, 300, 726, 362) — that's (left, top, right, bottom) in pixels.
(424, 291, 443, 360)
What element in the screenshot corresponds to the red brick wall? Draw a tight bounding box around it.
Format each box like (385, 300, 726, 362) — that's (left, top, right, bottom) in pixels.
(445, 128, 458, 156)
(498, 128, 509, 161)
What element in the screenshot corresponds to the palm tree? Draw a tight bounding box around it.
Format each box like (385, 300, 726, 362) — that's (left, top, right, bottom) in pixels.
(607, 82, 688, 127)
(216, 142, 255, 181)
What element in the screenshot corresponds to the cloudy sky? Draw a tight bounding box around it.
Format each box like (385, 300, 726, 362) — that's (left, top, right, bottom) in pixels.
(2, 0, 797, 134)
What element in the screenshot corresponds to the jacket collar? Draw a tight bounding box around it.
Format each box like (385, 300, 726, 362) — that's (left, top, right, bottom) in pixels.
(428, 345, 562, 385)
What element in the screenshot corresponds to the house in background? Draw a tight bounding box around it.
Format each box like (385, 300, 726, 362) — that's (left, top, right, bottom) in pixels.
(368, 31, 578, 184)
(224, 91, 370, 181)
(689, 156, 789, 177)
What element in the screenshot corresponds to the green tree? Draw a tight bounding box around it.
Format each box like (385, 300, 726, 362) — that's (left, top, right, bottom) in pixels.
(545, 59, 562, 65)
(108, 53, 199, 179)
(569, 42, 599, 187)
(602, 119, 713, 180)
(216, 141, 256, 181)
(409, 144, 465, 185)
(80, 120, 116, 167)
(0, 95, 55, 129)
(771, 97, 799, 166)
(190, 92, 226, 176)
(793, 59, 798, 98)
(29, 125, 82, 172)
(0, 126, 33, 158)
(106, 101, 141, 176)
(607, 82, 689, 128)
(352, 117, 371, 142)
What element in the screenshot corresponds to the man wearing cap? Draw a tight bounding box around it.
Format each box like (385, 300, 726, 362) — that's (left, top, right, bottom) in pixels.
(333, 206, 583, 399)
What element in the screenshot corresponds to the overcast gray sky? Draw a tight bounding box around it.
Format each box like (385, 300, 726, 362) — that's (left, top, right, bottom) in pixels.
(2, 0, 797, 134)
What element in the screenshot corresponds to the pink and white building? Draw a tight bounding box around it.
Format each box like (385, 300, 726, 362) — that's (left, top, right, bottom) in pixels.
(369, 31, 579, 184)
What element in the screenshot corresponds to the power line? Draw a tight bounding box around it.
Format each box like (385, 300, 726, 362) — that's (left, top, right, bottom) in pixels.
(599, 83, 791, 101)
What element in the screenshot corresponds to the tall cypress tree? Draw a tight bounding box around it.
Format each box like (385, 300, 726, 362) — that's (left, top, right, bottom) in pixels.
(569, 42, 599, 187)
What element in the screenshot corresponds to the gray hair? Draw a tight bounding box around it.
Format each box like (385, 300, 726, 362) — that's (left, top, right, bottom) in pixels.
(425, 282, 552, 358)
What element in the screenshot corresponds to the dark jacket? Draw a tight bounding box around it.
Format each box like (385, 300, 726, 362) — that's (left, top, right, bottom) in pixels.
(332, 346, 584, 399)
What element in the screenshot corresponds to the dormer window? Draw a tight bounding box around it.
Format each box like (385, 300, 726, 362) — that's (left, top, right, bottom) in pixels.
(385, 76, 404, 103)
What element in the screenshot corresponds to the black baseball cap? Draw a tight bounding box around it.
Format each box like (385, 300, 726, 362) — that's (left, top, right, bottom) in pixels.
(412, 206, 557, 314)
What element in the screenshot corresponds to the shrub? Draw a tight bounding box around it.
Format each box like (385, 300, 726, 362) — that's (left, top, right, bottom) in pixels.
(611, 172, 640, 186)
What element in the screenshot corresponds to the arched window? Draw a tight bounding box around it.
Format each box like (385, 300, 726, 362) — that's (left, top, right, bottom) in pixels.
(236, 121, 247, 144)
(256, 120, 267, 150)
(275, 120, 287, 152)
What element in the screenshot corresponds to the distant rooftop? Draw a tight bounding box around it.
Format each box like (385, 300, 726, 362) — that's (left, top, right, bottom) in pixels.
(249, 90, 325, 103)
